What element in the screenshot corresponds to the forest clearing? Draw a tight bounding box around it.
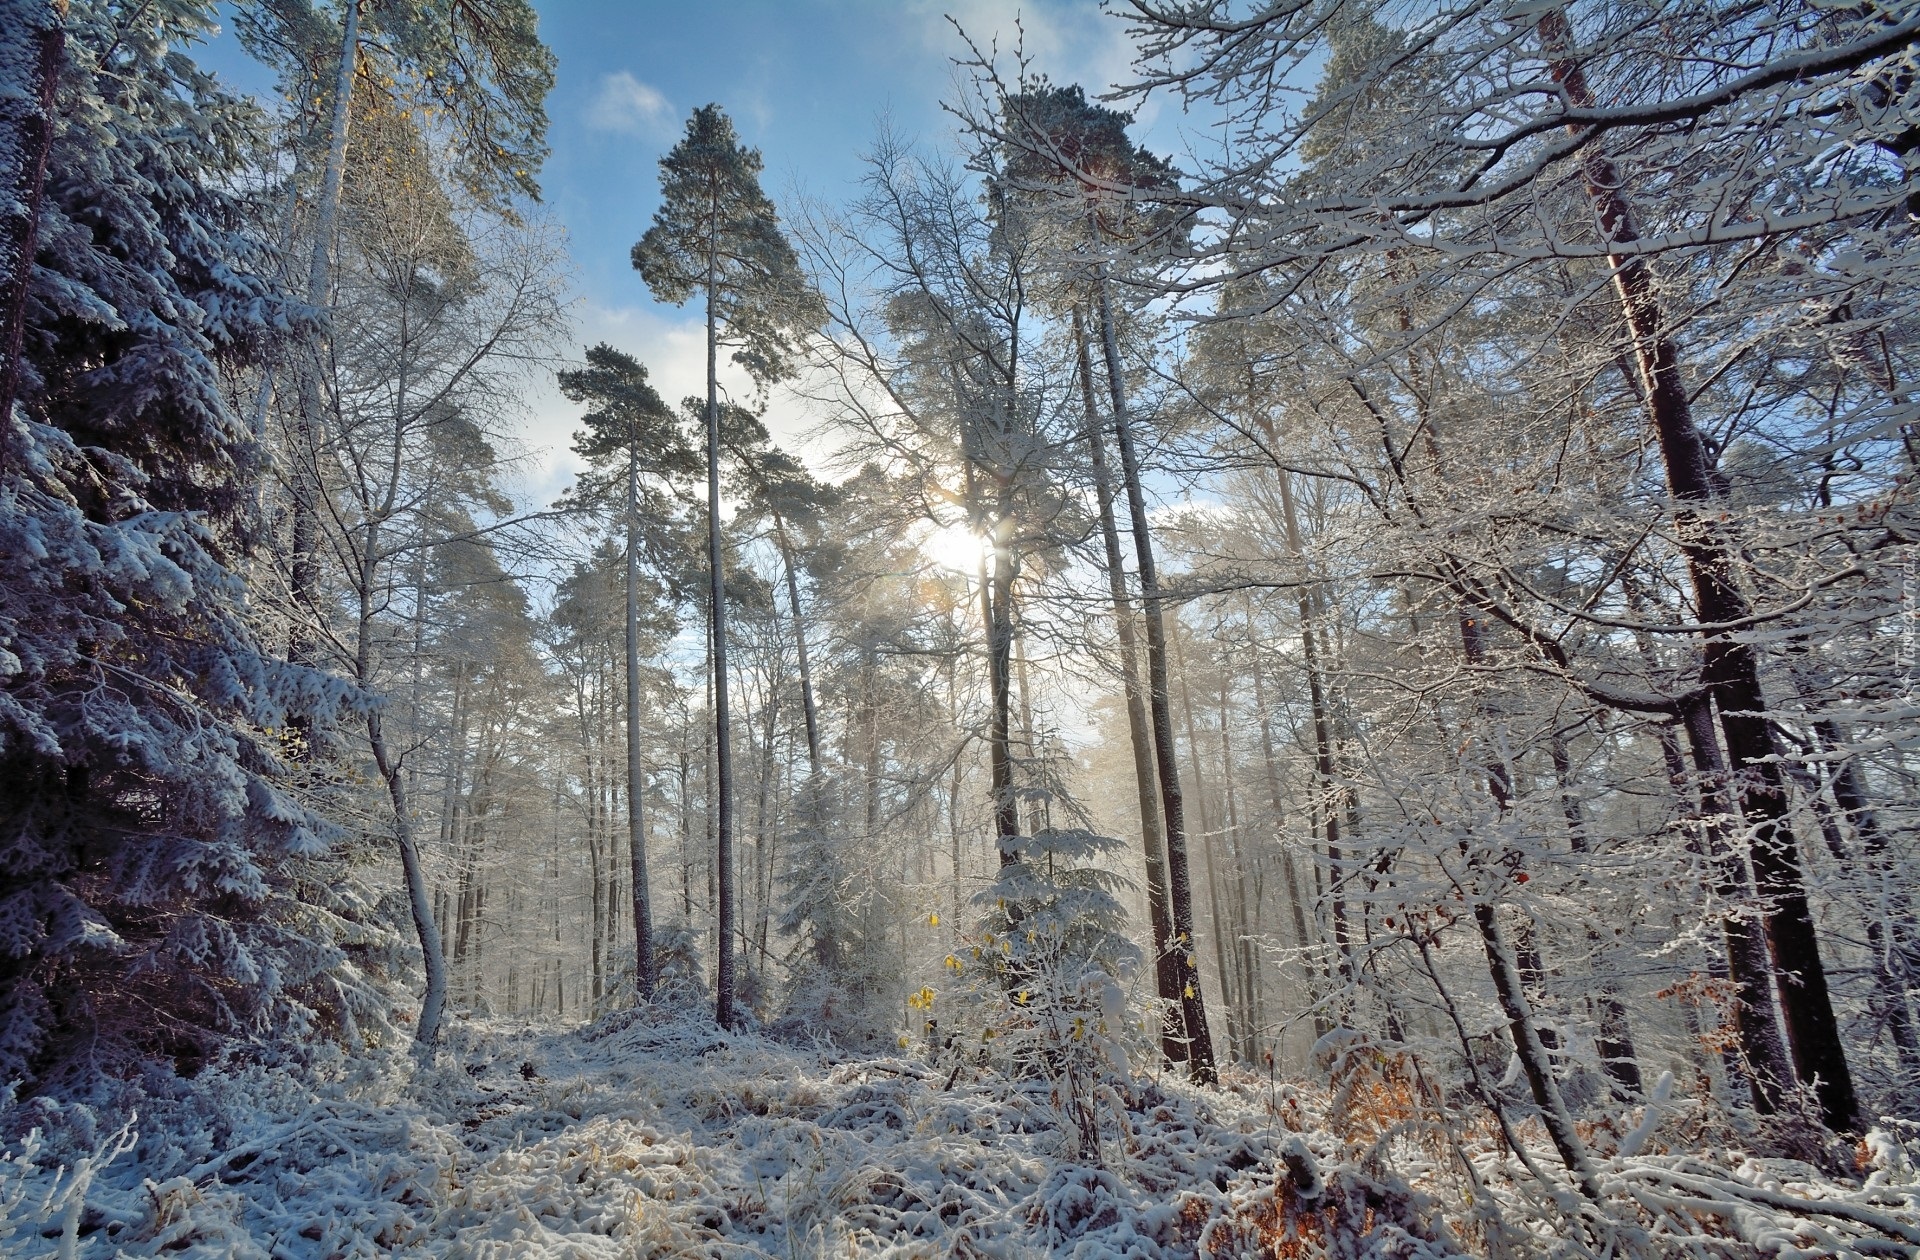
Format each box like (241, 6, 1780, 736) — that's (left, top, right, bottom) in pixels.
(2, 0, 1918, 1255)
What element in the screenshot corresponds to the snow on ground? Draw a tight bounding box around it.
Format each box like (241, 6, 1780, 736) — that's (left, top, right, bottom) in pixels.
(3, 1011, 1918, 1257)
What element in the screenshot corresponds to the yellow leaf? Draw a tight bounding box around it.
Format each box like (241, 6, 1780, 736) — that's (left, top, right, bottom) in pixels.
(929, 913, 939, 927)
(1184, 984, 1195, 999)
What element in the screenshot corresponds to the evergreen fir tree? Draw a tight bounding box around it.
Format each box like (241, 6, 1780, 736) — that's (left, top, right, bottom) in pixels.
(0, 0, 369, 1091)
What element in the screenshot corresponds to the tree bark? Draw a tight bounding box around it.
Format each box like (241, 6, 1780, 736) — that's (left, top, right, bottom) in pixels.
(1539, 6, 1858, 1132)
(965, 459, 1022, 861)
(627, 449, 656, 998)
(288, 0, 362, 664)
(773, 515, 822, 778)
(1175, 625, 1241, 1060)
(1097, 272, 1217, 1084)
(1680, 696, 1797, 1111)
(1218, 659, 1261, 1063)
(1473, 898, 1602, 1201)
(1257, 414, 1355, 1010)
(1075, 309, 1185, 1063)
(370, 711, 447, 1053)
(705, 194, 737, 1029)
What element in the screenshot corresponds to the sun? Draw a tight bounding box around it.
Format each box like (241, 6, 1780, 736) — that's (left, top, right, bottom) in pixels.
(919, 521, 987, 574)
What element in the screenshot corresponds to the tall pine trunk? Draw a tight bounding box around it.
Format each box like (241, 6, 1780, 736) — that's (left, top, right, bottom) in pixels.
(703, 204, 737, 1028)
(1681, 696, 1797, 1110)
(289, 0, 361, 664)
(1257, 412, 1355, 1008)
(626, 449, 656, 997)
(1538, 6, 1857, 1131)
(1096, 272, 1217, 1084)
(773, 515, 822, 777)
(1075, 309, 1185, 1063)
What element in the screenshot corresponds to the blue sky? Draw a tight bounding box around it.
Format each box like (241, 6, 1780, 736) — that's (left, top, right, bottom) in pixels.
(199, 1, 1195, 504)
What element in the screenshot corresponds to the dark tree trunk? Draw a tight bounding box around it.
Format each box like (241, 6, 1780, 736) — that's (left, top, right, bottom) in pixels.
(773, 516, 823, 778)
(627, 451, 656, 997)
(1097, 274, 1217, 1084)
(1681, 696, 1797, 1111)
(1540, 6, 1858, 1132)
(1175, 626, 1241, 1060)
(704, 222, 737, 1029)
(968, 460, 1022, 861)
(1075, 311, 1185, 1063)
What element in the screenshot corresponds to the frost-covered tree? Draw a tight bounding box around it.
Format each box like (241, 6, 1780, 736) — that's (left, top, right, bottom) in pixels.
(632, 104, 820, 1029)
(308, 105, 567, 1052)
(0, 0, 378, 1090)
(560, 343, 696, 998)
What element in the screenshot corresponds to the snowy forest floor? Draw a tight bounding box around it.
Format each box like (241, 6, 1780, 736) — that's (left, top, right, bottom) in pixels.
(4, 1008, 1920, 1258)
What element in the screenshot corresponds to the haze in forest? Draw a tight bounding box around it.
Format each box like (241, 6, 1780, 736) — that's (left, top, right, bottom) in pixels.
(2, 0, 1917, 1255)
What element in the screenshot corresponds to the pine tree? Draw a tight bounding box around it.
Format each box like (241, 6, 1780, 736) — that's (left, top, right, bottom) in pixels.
(561, 343, 697, 999)
(0, 0, 369, 1088)
(632, 105, 820, 1028)
(995, 82, 1218, 1083)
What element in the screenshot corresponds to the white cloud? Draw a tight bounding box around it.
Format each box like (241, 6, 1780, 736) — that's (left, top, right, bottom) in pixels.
(586, 71, 674, 137)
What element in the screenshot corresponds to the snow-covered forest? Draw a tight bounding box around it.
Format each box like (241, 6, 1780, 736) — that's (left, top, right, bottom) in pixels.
(2, 0, 1918, 1254)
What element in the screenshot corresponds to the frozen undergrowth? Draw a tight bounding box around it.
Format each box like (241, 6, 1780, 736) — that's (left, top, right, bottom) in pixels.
(2, 1014, 1917, 1258)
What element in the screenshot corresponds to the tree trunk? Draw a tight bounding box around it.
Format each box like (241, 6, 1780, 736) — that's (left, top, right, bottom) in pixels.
(370, 711, 447, 1053)
(1219, 661, 1261, 1064)
(773, 515, 822, 777)
(1549, 732, 1643, 1098)
(1680, 696, 1797, 1111)
(1473, 898, 1602, 1201)
(289, 0, 362, 663)
(1538, 6, 1858, 1132)
(704, 211, 737, 1029)
(626, 450, 656, 998)
(1075, 309, 1184, 1063)
(1175, 625, 1240, 1060)
(1814, 719, 1918, 1065)
(1097, 272, 1217, 1084)
(1258, 416, 1355, 1010)
(968, 460, 1022, 860)
(679, 745, 694, 920)
(1250, 636, 1330, 1039)
(1451, 601, 1594, 1186)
